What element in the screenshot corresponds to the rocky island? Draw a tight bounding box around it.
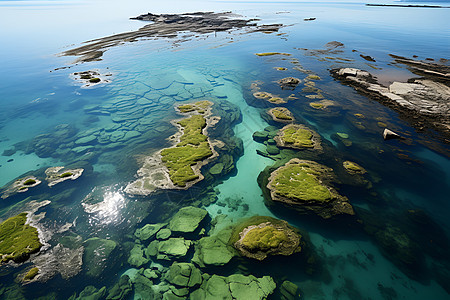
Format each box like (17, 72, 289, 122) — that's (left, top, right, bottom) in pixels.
(61, 12, 283, 63)
(265, 158, 354, 219)
(125, 101, 218, 194)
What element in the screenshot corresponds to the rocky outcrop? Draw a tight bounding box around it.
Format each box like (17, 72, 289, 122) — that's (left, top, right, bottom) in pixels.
(265, 159, 354, 219)
(274, 124, 322, 152)
(331, 65, 450, 141)
(233, 221, 301, 260)
(62, 12, 283, 63)
(278, 77, 301, 90)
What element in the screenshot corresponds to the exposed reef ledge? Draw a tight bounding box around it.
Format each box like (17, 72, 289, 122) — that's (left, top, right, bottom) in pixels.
(61, 12, 283, 63)
(125, 101, 219, 195)
(330, 66, 450, 142)
(266, 158, 354, 219)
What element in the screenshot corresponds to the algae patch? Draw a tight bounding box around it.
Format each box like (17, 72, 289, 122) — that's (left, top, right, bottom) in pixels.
(0, 213, 42, 263)
(125, 101, 217, 194)
(266, 158, 354, 219)
(161, 103, 214, 187)
(275, 124, 322, 151)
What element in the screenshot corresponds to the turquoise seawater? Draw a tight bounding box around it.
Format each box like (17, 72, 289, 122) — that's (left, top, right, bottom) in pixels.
(1, 0, 449, 299)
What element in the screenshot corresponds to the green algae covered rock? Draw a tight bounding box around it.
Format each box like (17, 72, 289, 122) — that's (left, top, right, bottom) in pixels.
(192, 274, 276, 300)
(135, 223, 166, 241)
(280, 280, 300, 300)
(161, 101, 214, 188)
(268, 107, 294, 123)
(266, 145, 280, 155)
(157, 238, 191, 260)
(209, 163, 224, 175)
(343, 161, 367, 175)
(0, 212, 42, 263)
(267, 159, 354, 219)
(72, 285, 106, 300)
(83, 237, 117, 277)
(252, 131, 269, 143)
(23, 267, 39, 281)
(168, 206, 208, 234)
(128, 244, 149, 267)
(274, 124, 322, 151)
(192, 229, 236, 267)
(231, 216, 302, 261)
(166, 262, 203, 288)
(106, 275, 132, 300)
(156, 228, 172, 240)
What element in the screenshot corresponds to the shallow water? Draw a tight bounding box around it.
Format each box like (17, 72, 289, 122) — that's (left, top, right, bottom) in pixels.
(1, 0, 449, 299)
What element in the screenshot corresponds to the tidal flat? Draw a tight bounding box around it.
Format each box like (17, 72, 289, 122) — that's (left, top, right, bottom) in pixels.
(0, 0, 449, 299)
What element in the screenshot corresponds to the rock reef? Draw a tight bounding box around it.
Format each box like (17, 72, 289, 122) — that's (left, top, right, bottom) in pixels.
(125, 101, 218, 194)
(0, 213, 42, 263)
(61, 12, 283, 63)
(331, 64, 450, 141)
(266, 158, 354, 219)
(274, 124, 322, 152)
(233, 219, 302, 260)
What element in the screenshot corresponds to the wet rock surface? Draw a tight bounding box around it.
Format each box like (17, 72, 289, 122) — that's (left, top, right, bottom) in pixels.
(331, 61, 450, 142)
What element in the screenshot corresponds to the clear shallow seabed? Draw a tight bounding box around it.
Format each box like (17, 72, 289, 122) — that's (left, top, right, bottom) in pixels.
(0, 0, 449, 299)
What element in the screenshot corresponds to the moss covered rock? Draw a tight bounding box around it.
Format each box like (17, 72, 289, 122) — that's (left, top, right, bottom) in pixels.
(232, 217, 301, 260)
(191, 274, 276, 300)
(192, 229, 236, 267)
(168, 206, 208, 234)
(274, 124, 322, 151)
(161, 101, 215, 187)
(83, 237, 117, 277)
(266, 159, 354, 219)
(268, 107, 294, 123)
(23, 267, 39, 281)
(166, 262, 203, 288)
(135, 223, 166, 241)
(343, 161, 367, 175)
(0, 212, 42, 263)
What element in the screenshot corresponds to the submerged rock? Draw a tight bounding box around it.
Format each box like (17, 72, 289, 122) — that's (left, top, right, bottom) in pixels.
(191, 274, 276, 300)
(135, 223, 166, 241)
(128, 244, 149, 267)
(278, 77, 301, 90)
(69, 285, 106, 300)
(342, 161, 367, 175)
(192, 229, 236, 267)
(168, 206, 208, 234)
(266, 159, 354, 219)
(166, 262, 203, 288)
(155, 238, 192, 260)
(83, 238, 118, 277)
(32, 243, 84, 282)
(280, 280, 300, 300)
(106, 275, 132, 300)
